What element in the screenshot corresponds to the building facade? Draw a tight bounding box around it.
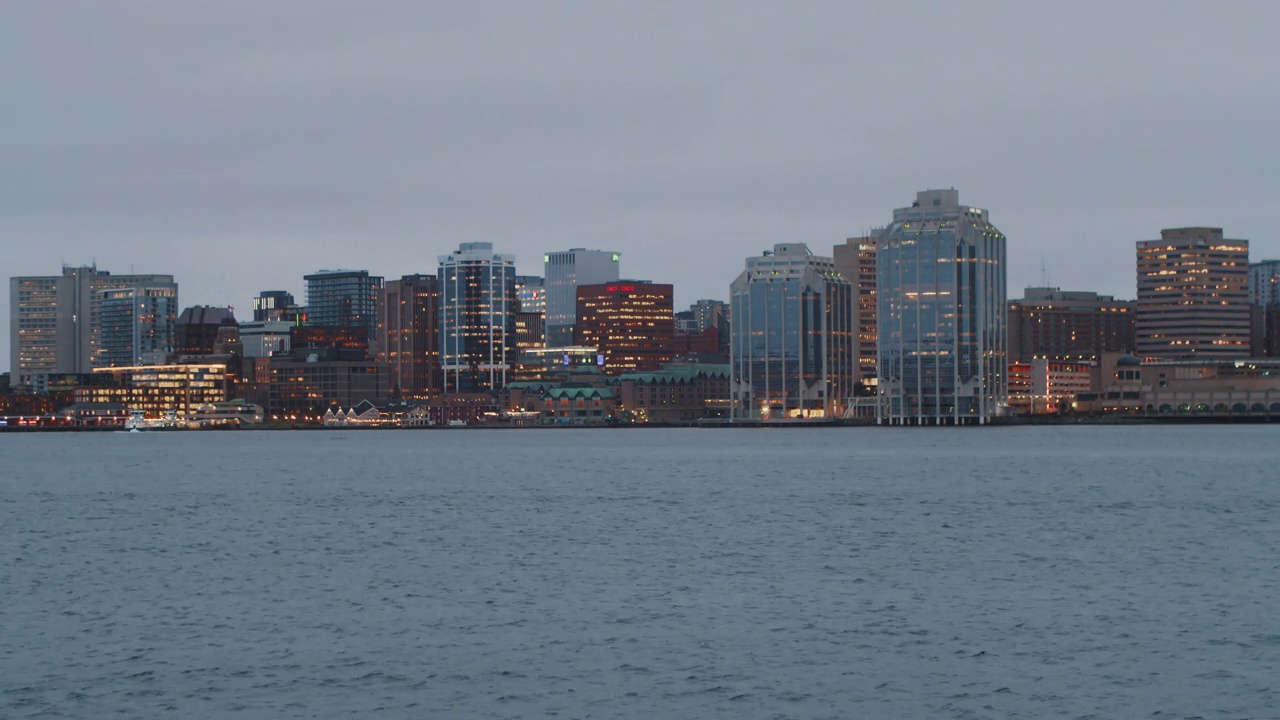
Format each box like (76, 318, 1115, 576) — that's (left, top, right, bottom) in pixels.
(1249, 260, 1280, 307)
(438, 242, 517, 394)
(239, 320, 293, 359)
(79, 363, 228, 417)
(380, 274, 440, 399)
(252, 291, 296, 322)
(1007, 287, 1135, 363)
(876, 189, 1007, 425)
(619, 363, 731, 424)
(9, 265, 177, 385)
(833, 236, 878, 385)
(575, 281, 675, 374)
(1250, 259, 1280, 357)
(265, 349, 389, 417)
(98, 279, 180, 367)
(176, 306, 238, 355)
(303, 269, 383, 348)
(729, 243, 856, 420)
(544, 249, 620, 346)
(1135, 228, 1250, 361)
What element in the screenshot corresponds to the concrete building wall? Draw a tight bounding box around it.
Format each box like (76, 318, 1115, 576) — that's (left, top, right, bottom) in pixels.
(1136, 228, 1250, 360)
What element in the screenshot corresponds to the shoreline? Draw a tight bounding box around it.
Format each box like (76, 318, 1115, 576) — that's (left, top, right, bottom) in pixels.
(2, 414, 1277, 433)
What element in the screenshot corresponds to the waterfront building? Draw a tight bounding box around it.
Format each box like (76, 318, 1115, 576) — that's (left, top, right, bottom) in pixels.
(1007, 287, 1135, 363)
(1007, 359, 1093, 414)
(303, 269, 383, 350)
(99, 279, 180, 367)
(175, 306, 237, 355)
(833, 236, 878, 385)
(1135, 228, 1250, 361)
(264, 348, 388, 418)
(438, 242, 517, 394)
(380, 274, 440, 399)
(540, 385, 617, 425)
(9, 265, 177, 385)
(729, 243, 856, 420)
(78, 363, 228, 417)
(544, 249, 620, 346)
(575, 281, 674, 374)
(876, 189, 1007, 425)
(252, 291, 295, 322)
(513, 346, 601, 382)
(618, 363, 731, 424)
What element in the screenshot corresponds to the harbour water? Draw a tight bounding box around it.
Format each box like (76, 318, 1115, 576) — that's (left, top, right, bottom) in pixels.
(3, 426, 1278, 718)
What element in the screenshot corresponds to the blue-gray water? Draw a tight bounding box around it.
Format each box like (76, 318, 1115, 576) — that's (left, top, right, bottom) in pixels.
(2, 426, 1278, 719)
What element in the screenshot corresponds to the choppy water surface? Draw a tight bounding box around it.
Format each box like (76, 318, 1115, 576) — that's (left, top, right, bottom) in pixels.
(2, 426, 1279, 718)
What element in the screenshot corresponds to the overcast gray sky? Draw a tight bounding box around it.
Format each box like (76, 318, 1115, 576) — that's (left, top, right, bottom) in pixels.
(4, 1, 1278, 372)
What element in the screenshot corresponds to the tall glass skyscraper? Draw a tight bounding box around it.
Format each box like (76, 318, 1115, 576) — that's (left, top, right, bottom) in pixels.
(303, 269, 384, 346)
(99, 280, 180, 366)
(729, 243, 855, 420)
(438, 242, 517, 394)
(876, 189, 1007, 425)
(543, 249, 620, 346)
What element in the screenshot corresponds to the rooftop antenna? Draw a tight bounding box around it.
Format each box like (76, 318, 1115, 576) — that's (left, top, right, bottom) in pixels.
(1040, 253, 1049, 288)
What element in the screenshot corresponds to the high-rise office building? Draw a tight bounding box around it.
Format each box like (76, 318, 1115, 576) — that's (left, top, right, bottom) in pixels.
(515, 276, 546, 314)
(380, 274, 440, 399)
(833, 236, 878, 384)
(1135, 228, 1250, 360)
(877, 189, 1007, 425)
(544, 249, 620, 346)
(99, 279, 180, 367)
(253, 291, 295, 322)
(1007, 288, 1135, 363)
(689, 299, 728, 334)
(9, 265, 177, 385)
(303, 269, 383, 348)
(1249, 260, 1280, 307)
(438, 242, 517, 394)
(514, 275, 546, 350)
(729, 243, 855, 420)
(1249, 259, 1280, 357)
(575, 281, 674, 374)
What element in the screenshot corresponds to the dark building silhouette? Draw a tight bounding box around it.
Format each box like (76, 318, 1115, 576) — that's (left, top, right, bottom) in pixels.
(380, 275, 441, 399)
(175, 306, 237, 355)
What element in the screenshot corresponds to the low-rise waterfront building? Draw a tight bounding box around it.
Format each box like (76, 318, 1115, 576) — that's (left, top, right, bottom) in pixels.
(265, 349, 388, 419)
(1008, 359, 1093, 415)
(618, 363, 730, 424)
(541, 386, 617, 425)
(77, 363, 228, 417)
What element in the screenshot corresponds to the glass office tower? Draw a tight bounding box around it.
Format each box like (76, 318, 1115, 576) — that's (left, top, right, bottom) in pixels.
(729, 243, 855, 419)
(876, 189, 1007, 425)
(438, 242, 517, 394)
(303, 269, 384, 346)
(543, 249, 620, 346)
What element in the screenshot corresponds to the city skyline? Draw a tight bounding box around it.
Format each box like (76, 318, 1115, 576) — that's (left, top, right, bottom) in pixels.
(3, 2, 1278, 372)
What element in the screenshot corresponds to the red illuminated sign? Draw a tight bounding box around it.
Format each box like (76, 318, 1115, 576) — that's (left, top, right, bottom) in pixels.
(606, 284, 637, 293)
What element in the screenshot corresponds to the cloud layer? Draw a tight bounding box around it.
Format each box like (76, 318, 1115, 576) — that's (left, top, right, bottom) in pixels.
(4, 1, 1277, 370)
